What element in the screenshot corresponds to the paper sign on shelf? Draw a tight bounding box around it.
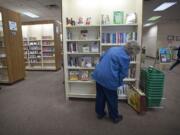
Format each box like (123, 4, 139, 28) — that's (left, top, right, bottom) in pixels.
(8, 21, 17, 31)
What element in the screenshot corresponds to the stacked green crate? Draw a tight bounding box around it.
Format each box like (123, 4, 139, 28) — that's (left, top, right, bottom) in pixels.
(141, 67, 165, 107)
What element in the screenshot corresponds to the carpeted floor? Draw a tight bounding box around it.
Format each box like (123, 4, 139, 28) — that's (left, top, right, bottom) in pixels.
(0, 64, 180, 135)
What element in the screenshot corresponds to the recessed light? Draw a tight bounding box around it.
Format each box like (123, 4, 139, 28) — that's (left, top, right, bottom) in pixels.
(144, 23, 155, 27)
(23, 12, 39, 18)
(148, 16, 161, 21)
(154, 2, 177, 11)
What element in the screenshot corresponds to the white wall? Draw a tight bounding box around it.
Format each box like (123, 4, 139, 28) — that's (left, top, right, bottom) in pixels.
(143, 25, 158, 58)
(157, 21, 180, 48)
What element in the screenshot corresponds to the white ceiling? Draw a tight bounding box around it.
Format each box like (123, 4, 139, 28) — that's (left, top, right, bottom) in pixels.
(0, 0, 62, 22)
(0, 0, 179, 23)
(144, 0, 180, 24)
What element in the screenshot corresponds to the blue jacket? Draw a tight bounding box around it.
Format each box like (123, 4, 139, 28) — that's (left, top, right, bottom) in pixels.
(92, 46, 130, 91)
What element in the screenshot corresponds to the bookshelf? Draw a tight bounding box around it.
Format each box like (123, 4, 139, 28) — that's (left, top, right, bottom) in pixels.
(62, 0, 143, 99)
(0, 7, 25, 84)
(22, 21, 62, 71)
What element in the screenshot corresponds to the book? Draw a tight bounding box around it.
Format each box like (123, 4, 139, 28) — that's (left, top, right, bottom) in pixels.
(67, 31, 72, 40)
(113, 11, 124, 24)
(69, 71, 79, 81)
(91, 42, 99, 53)
(79, 57, 92, 67)
(77, 17, 84, 25)
(80, 30, 88, 40)
(101, 14, 110, 25)
(86, 17, 91, 25)
(93, 57, 99, 66)
(79, 70, 89, 81)
(68, 57, 78, 67)
(82, 45, 90, 53)
(126, 12, 137, 24)
(84, 57, 92, 67)
(68, 42, 77, 52)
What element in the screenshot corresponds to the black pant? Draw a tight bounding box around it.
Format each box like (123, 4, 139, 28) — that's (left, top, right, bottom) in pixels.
(95, 82, 119, 120)
(170, 60, 180, 70)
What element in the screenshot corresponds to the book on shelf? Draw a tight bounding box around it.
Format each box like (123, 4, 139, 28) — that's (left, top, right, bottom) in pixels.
(93, 57, 99, 66)
(130, 55, 136, 61)
(42, 41, 54, 46)
(29, 37, 37, 41)
(126, 12, 137, 24)
(69, 70, 91, 81)
(102, 32, 137, 44)
(68, 56, 98, 67)
(23, 37, 28, 41)
(69, 71, 79, 81)
(29, 41, 41, 46)
(68, 57, 79, 67)
(101, 14, 110, 25)
(66, 17, 76, 26)
(91, 42, 99, 53)
(77, 17, 84, 25)
(113, 11, 124, 24)
(67, 31, 72, 40)
(42, 36, 53, 40)
(80, 30, 88, 40)
(82, 45, 90, 53)
(67, 42, 77, 53)
(85, 17, 91, 25)
(80, 57, 92, 68)
(79, 70, 89, 81)
(43, 47, 55, 52)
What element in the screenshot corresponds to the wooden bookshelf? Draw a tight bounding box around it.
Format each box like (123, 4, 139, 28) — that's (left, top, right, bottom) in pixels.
(22, 20, 62, 71)
(0, 7, 25, 84)
(62, 0, 143, 99)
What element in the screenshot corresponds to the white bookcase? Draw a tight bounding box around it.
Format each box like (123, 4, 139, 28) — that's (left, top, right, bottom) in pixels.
(62, 0, 143, 99)
(22, 21, 62, 71)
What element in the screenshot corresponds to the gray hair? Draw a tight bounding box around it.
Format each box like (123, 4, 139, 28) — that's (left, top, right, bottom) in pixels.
(124, 41, 140, 56)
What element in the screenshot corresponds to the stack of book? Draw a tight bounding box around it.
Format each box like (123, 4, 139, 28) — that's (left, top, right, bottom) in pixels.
(69, 70, 92, 81)
(67, 42, 99, 53)
(102, 32, 137, 44)
(68, 56, 99, 67)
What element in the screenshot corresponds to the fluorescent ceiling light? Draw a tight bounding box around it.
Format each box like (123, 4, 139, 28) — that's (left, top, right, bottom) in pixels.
(148, 16, 161, 21)
(23, 12, 39, 18)
(144, 23, 155, 27)
(154, 2, 177, 11)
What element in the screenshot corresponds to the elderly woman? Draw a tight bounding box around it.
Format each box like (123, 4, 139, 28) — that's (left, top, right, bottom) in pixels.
(92, 41, 140, 123)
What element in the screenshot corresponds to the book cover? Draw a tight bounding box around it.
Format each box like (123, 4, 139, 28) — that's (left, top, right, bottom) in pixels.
(112, 33, 116, 44)
(82, 45, 90, 53)
(93, 57, 99, 66)
(126, 12, 137, 24)
(84, 57, 92, 67)
(80, 30, 88, 40)
(106, 33, 111, 43)
(113, 11, 124, 24)
(69, 71, 79, 81)
(102, 33, 105, 43)
(91, 42, 99, 53)
(79, 71, 89, 81)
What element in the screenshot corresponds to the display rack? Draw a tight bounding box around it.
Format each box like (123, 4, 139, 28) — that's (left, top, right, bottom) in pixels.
(22, 21, 62, 71)
(0, 7, 25, 84)
(62, 0, 143, 99)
